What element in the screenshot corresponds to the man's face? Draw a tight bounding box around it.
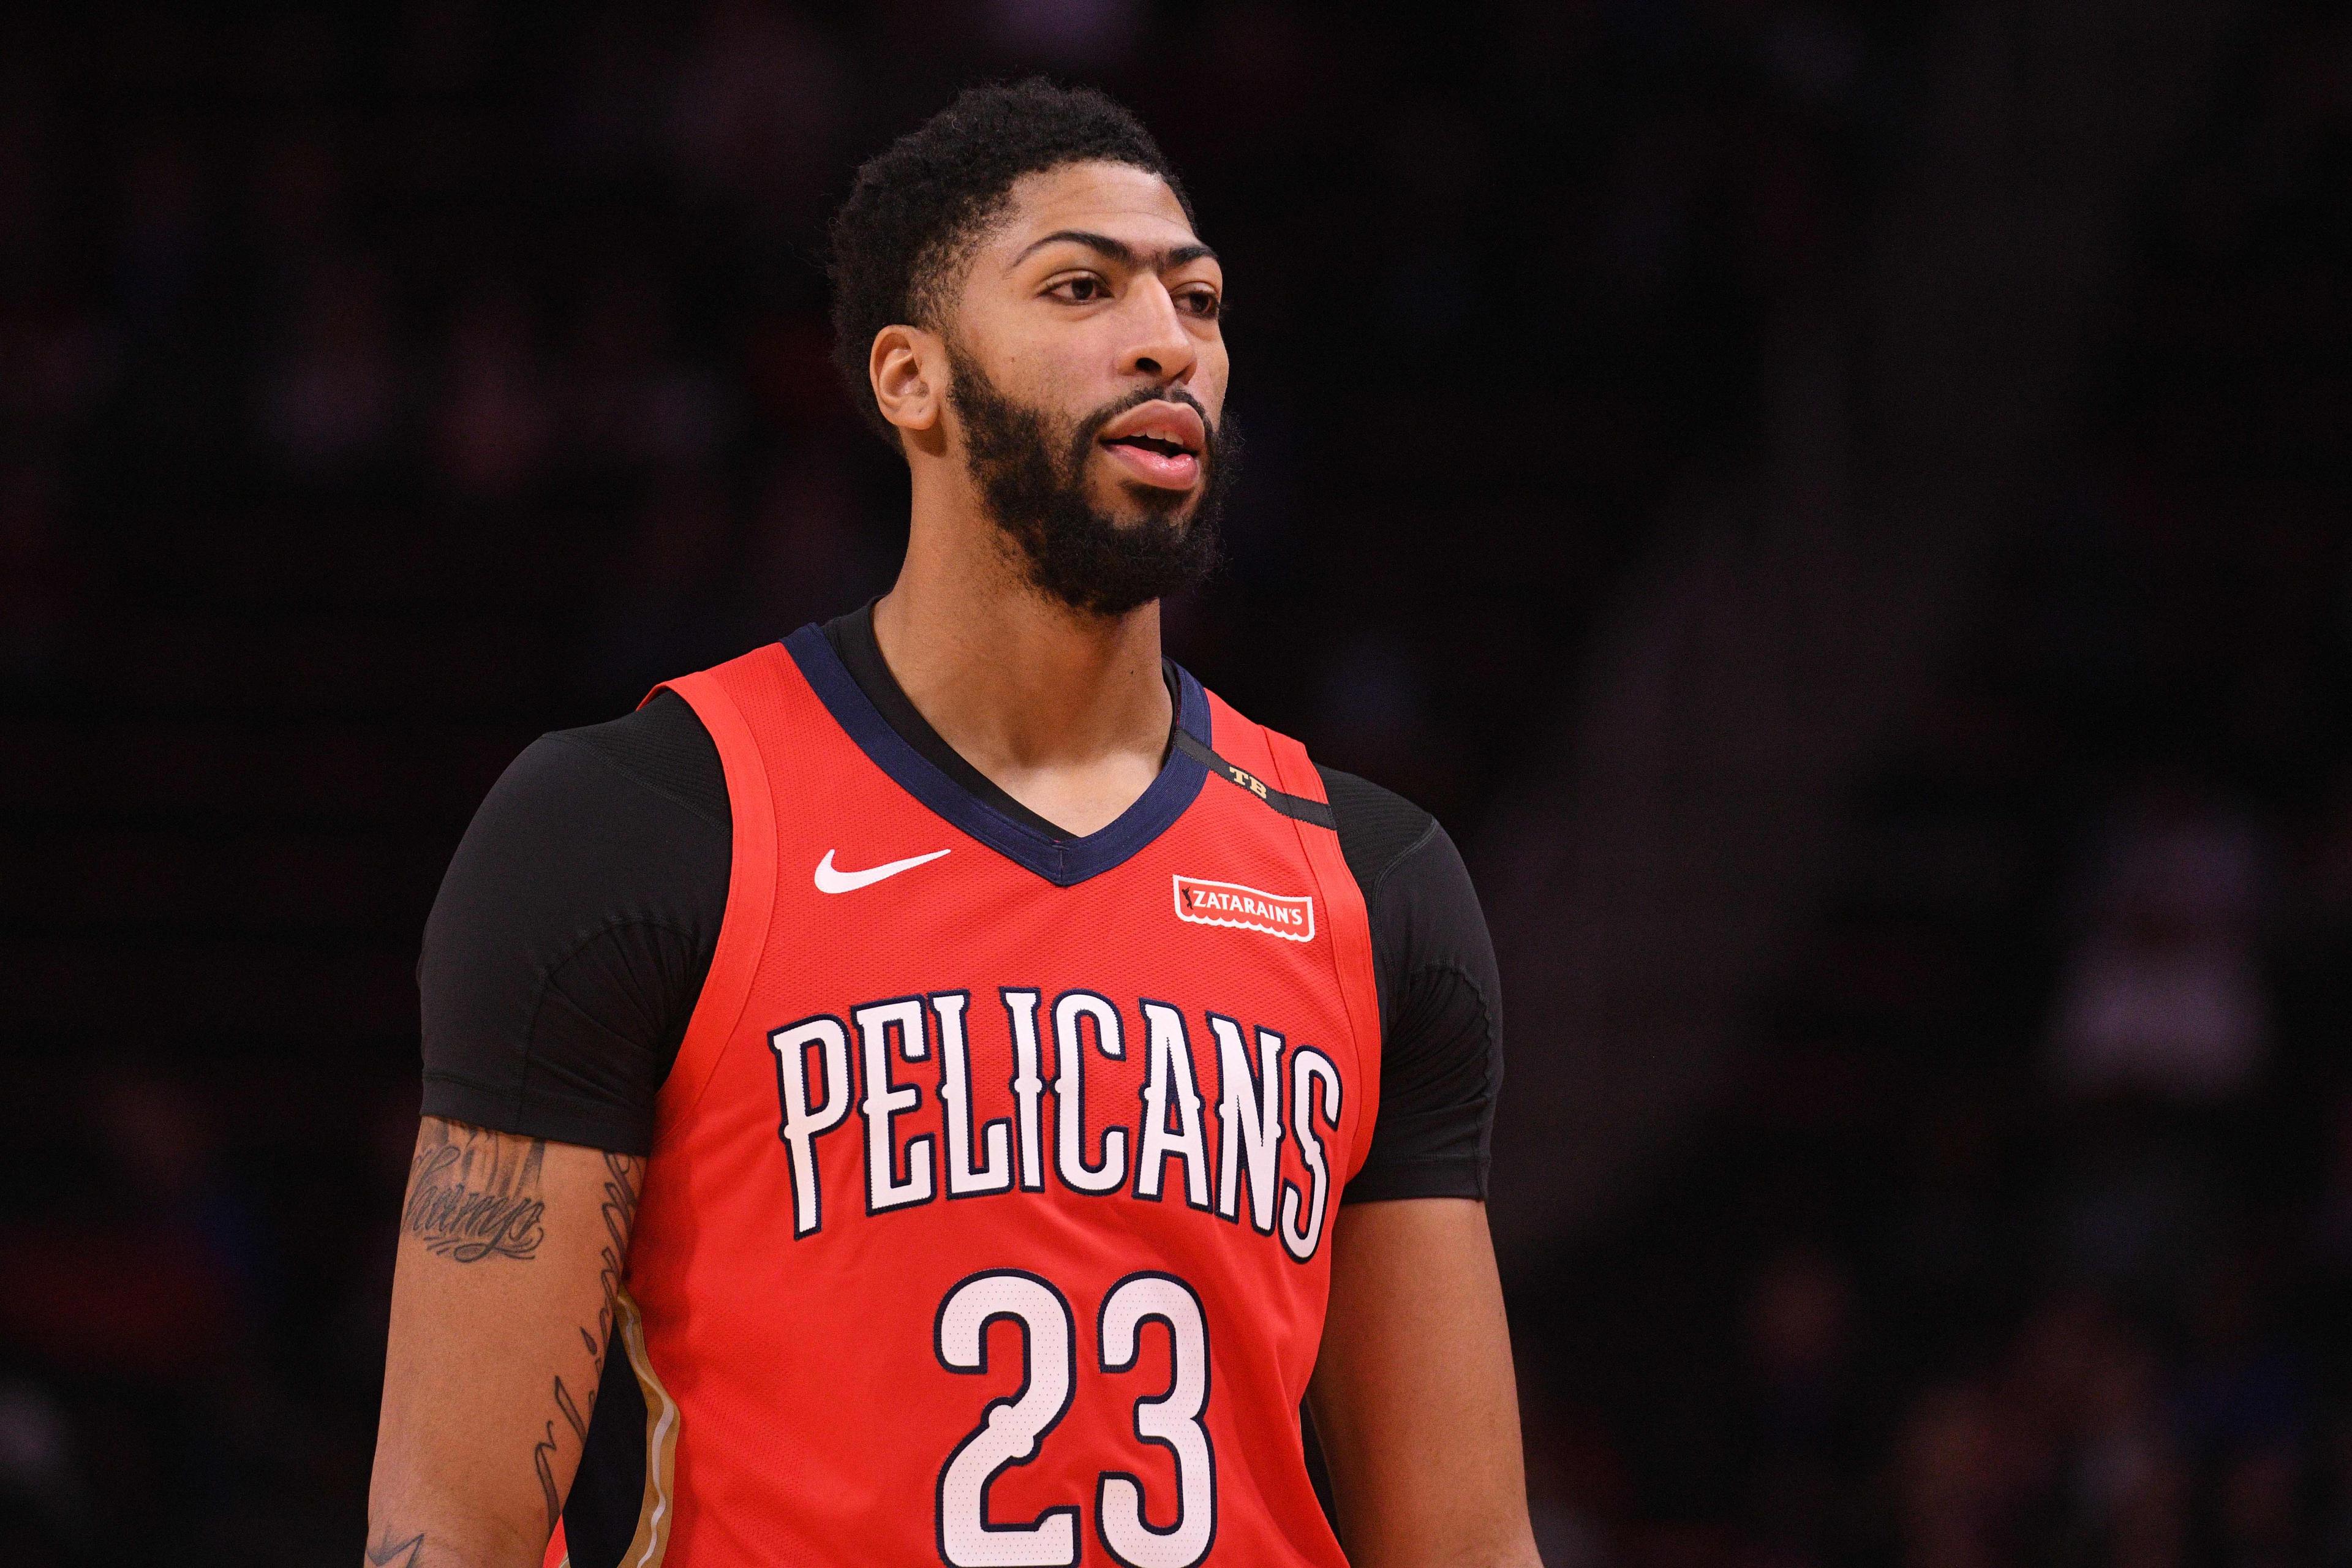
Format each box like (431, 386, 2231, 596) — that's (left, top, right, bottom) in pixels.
(941, 161, 1233, 614)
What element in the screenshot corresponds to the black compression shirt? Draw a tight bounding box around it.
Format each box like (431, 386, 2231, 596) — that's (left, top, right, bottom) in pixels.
(418, 606, 1502, 1202)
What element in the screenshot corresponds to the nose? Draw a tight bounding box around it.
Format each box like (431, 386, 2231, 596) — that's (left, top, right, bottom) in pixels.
(1117, 278, 1196, 387)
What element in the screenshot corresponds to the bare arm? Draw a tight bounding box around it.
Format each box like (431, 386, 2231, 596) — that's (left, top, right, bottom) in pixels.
(365, 1117, 644, 1567)
(1307, 1198, 1542, 1568)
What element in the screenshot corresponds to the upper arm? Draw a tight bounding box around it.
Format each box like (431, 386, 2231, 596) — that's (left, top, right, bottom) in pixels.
(418, 693, 729, 1155)
(1317, 765, 1502, 1205)
(1307, 1199, 1539, 1568)
(1346, 812, 1502, 1205)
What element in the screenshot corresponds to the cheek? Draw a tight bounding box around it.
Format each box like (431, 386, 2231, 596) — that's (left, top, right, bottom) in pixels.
(1193, 342, 1231, 418)
(1001, 344, 1107, 430)
(1001, 314, 1107, 382)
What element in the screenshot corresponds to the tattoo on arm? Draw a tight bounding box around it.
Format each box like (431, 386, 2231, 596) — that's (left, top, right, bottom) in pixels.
(402, 1120, 548, 1262)
(366, 1528, 426, 1566)
(529, 1152, 646, 1536)
(532, 1376, 592, 1536)
(581, 1152, 646, 1365)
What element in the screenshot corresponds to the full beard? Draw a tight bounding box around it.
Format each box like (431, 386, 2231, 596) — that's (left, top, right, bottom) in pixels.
(946, 342, 1235, 617)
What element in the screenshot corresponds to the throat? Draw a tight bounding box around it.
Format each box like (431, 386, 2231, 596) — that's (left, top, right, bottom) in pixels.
(863, 587, 1178, 838)
(984, 748, 1169, 839)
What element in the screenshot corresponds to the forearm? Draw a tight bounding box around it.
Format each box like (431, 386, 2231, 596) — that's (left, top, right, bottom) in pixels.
(365, 1118, 643, 1567)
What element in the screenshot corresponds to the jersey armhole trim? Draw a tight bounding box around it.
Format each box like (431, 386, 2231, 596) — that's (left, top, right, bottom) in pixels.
(646, 669, 777, 1137)
(1259, 726, 1384, 1189)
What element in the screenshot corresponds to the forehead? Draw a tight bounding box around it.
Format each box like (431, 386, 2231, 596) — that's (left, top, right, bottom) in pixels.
(983, 160, 1199, 258)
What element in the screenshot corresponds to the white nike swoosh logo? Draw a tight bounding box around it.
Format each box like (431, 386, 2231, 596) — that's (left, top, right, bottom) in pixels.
(813, 847, 951, 894)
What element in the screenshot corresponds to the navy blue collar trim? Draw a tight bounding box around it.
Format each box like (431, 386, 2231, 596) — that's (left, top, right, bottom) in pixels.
(783, 623, 1212, 888)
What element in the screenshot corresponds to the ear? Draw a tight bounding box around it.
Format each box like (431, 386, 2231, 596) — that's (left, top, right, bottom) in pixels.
(869, 325, 948, 450)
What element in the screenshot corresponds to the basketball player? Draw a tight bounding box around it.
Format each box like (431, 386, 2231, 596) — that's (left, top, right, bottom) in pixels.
(367, 81, 1538, 1568)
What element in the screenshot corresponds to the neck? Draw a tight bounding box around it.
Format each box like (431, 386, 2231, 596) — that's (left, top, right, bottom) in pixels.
(870, 473, 1172, 822)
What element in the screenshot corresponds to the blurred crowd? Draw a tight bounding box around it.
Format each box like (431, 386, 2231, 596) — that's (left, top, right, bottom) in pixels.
(1, 1, 2347, 1564)
(1515, 10, 2352, 1561)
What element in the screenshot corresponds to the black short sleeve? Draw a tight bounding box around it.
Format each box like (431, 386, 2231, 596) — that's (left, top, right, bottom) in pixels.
(417, 690, 730, 1155)
(1319, 767, 1504, 1205)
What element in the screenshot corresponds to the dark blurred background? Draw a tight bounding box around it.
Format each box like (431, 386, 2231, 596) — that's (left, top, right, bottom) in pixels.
(4, 1, 2350, 1562)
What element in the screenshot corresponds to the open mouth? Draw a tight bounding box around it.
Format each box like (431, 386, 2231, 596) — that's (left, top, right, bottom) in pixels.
(1104, 433, 1195, 459)
(1098, 433, 1201, 489)
(1095, 401, 1207, 490)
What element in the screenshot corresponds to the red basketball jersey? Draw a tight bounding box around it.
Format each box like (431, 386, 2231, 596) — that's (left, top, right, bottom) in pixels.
(549, 626, 1381, 1567)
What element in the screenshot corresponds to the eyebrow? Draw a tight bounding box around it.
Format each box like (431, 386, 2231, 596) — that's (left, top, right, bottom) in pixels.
(1011, 230, 1219, 272)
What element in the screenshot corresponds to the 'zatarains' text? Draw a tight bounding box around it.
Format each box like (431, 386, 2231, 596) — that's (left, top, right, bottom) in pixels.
(768, 989, 1345, 1263)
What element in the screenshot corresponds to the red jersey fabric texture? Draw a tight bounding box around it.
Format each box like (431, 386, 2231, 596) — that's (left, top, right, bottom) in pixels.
(546, 628, 1380, 1568)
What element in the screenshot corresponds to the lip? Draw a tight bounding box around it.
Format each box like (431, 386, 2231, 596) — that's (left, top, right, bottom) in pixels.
(1099, 440, 1201, 489)
(1095, 400, 1207, 492)
(1097, 400, 1207, 454)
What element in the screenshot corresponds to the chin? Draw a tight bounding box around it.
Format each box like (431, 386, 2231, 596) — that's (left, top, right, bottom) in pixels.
(1102, 483, 1200, 526)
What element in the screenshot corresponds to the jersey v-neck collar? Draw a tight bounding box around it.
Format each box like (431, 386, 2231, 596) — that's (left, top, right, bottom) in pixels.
(823, 604, 1072, 841)
(783, 605, 1212, 888)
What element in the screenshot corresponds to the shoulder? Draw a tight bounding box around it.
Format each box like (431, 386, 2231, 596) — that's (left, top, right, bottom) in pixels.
(1199, 688, 1456, 912)
(530, 688, 729, 832)
(1309, 764, 1494, 1028)
(424, 690, 729, 967)
(1316, 764, 1445, 903)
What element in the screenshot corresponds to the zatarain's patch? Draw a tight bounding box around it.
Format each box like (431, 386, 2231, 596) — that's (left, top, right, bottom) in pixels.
(1172, 875, 1314, 942)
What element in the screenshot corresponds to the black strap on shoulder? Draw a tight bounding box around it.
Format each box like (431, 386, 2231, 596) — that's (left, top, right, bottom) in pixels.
(1174, 728, 1338, 829)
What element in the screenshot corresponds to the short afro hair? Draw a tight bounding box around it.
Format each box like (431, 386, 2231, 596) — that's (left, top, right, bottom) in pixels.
(826, 78, 1193, 444)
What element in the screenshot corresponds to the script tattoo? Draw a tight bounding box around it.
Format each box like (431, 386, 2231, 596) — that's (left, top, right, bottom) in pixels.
(533, 1152, 646, 1529)
(365, 1527, 426, 1567)
(509, 1152, 644, 1532)
(402, 1120, 548, 1262)
(581, 1152, 646, 1370)
(532, 1375, 592, 1536)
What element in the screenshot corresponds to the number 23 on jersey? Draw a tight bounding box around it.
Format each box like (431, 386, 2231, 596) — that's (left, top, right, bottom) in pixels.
(938, 1270, 1213, 1568)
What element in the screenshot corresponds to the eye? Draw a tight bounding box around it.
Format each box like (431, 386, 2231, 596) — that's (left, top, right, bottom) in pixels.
(1178, 287, 1222, 320)
(1047, 274, 1109, 303)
